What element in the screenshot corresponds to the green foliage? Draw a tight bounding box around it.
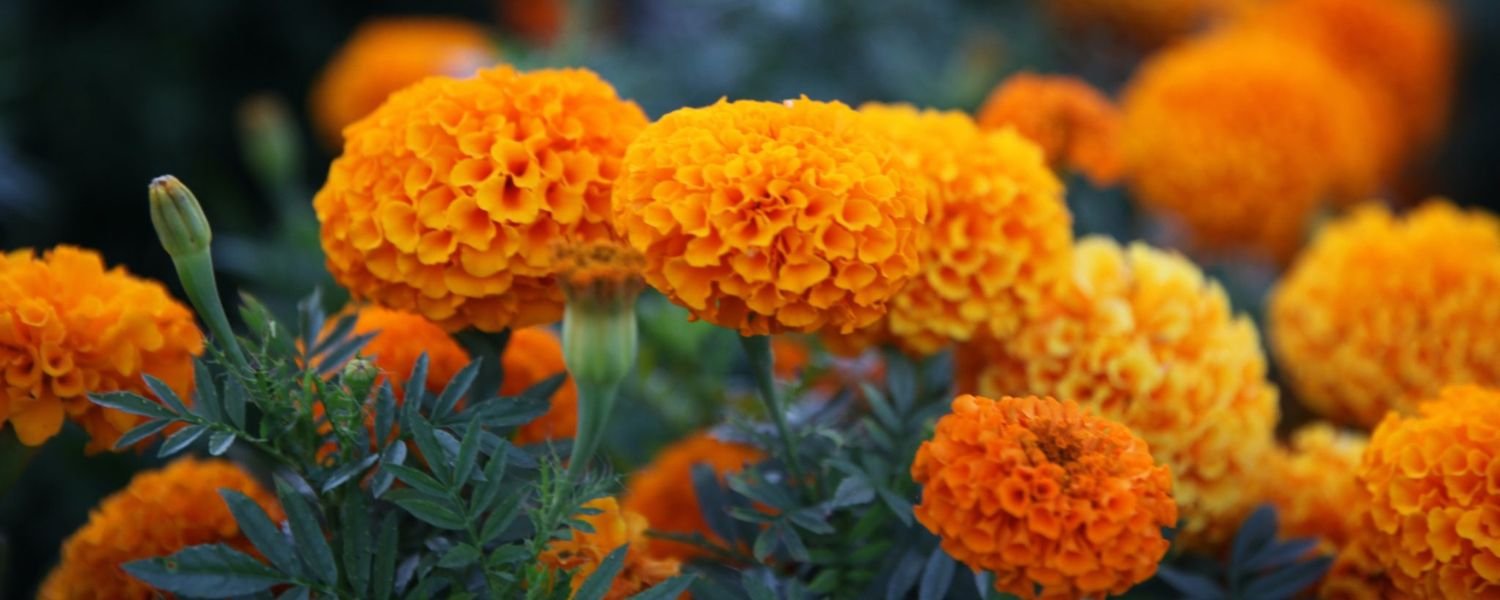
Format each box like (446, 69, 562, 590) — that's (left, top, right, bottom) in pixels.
(1133, 505, 1333, 600)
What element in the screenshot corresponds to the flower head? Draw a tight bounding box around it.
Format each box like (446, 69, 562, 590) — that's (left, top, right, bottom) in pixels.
(343, 305, 473, 396)
(1269, 201, 1500, 427)
(976, 73, 1124, 187)
(309, 17, 498, 145)
(504, 327, 579, 445)
(315, 65, 649, 332)
(39, 458, 283, 599)
(0, 246, 201, 451)
(612, 97, 928, 336)
(1264, 423, 1369, 550)
(958, 237, 1278, 547)
(623, 431, 764, 560)
(541, 496, 681, 599)
(912, 394, 1176, 599)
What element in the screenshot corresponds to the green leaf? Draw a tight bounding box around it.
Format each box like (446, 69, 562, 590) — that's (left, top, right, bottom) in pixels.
(192, 360, 223, 421)
(452, 419, 483, 487)
(316, 331, 376, 376)
(406, 415, 451, 484)
(777, 522, 810, 562)
(464, 395, 550, 429)
(480, 493, 524, 543)
(382, 463, 448, 498)
(404, 354, 430, 413)
(786, 509, 834, 535)
(574, 546, 628, 600)
(883, 349, 916, 412)
(221, 490, 301, 577)
(827, 475, 875, 510)
(753, 527, 778, 562)
(207, 430, 236, 456)
(742, 571, 778, 600)
(340, 489, 373, 597)
(1243, 538, 1322, 573)
(876, 487, 914, 526)
(113, 418, 173, 450)
(452, 328, 511, 402)
(472, 442, 511, 513)
(806, 569, 841, 594)
(861, 383, 900, 433)
(885, 548, 924, 600)
(122, 543, 283, 598)
(322, 453, 379, 494)
(312, 312, 358, 358)
(277, 586, 312, 600)
(297, 289, 325, 360)
(918, 549, 956, 600)
(1154, 565, 1226, 599)
(628, 574, 696, 600)
(691, 464, 738, 545)
(223, 378, 248, 429)
(432, 360, 480, 418)
(1230, 505, 1278, 578)
(372, 512, 400, 600)
(144, 374, 191, 415)
(437, 544, 481, 569)
(89, 391, 175, 419)
(274, 478, 338, 586)
(1240, 556, 1332, 599)
(372, 442, 407, 498)
(158, 424, 208, 457)
(387, 489, 468, 530)
(374, 382, 397, 448)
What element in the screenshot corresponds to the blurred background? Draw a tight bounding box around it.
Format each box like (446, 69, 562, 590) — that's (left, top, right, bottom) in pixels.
(0, 0, 1497, 595)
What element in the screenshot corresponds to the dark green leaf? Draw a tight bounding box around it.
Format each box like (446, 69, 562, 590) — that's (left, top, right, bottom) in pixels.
(316, 331, 376, 376)
(1154, 565, 1226, 600)
(340, 490, 373, 597)
(387, 489, 467, 530)
(480, 493, 524, 543)
(827, 475, 875, 510)
(312, 312, 358, 358)
(1230, 505, 1279, 577)
(322, 453, 379, 494)
(372, 442, 407, 498)
(743, 571, 778, 600)
(432, 361, 480, 418)
(277, 586, 311, 600)
(452, 420, 483, 487)
(1240, 556, 1332, 600)
(786, 508, 834, 535)
(158, 424, 208, 457)
(207, 430, 236, 456)
(437, 544, 480, 569)
(113, 418, 173, 450)
(221, 490, 301, 577)
(404, 354, 430, 413)
(382, 463, 448, 498)
(144, 374, 191, 415)
(297, 289, 325, 361)
(518, 372, 567, 403)
(753, 527, 778, 562)
(122, 544, 283, 598)
(777, 522, 810, 562)
(89, 391, 175, 419)
(406, 415, 451, 484)
(472, 442, 511, 513)
(1243, 537, 1322, 573)
(575, 546, 629, 600)
(628, 574, 697, 600)
(223, 378, 248, 429)
(372, 513, 399, 600)
(728, 471, 796, 512)
(466, 395, 550, 429)
(691, 463, 738, 545)
(807, 569, 841, 594)
(452, 328, 511, 402)
(275, 478, 338, 586)
(918, 549, 956, 600)
(374, 381, 396, 448)
(860, 384, 900, 433)
(876, 488, 914, 526)
(885, 548, 924, 600)
(193, 360, 222, 421)
(883, 349, 916, 412)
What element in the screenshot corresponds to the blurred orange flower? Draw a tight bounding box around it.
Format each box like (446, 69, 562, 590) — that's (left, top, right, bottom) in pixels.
(1264, 423, 1369, 550)
(977, 73, 1123, 187)
(343, 305, 471, 396)
(541, 497, 681, 599)
(504, 327, 579, 445)
(623, 431, 763, 560)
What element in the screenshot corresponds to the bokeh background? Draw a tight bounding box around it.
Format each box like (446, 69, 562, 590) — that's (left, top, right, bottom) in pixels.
(0, 0, 1497, 595)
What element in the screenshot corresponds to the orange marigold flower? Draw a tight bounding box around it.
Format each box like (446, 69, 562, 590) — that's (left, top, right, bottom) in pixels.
(309, 17, 499, 146)
(612, 97, 929, 336)
(38, 458, 283, 600)
(541, 496, 681, 599)
(912, 394, 1177, 599)
(976, 73, 1124, 187)
(315, 65, 649, 332)
(957, 237, 1279, 547)
(1264, 423, 1369, 550)
(0, 246, 201, 451)
(346, 305, 472, 395)
(1269, 201, 1500, 428)
(1120, 30, 1384, 261)
(505, 327, 579, 445)
(623, 431, 764, 560)
(1320, 513, 1407, 600)
(1041, 0, 1240, 48)
(1355, 385, 1500, 598)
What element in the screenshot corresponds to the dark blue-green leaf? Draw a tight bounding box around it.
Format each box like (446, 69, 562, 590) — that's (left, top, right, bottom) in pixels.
(372, 442, 407, 498)
(322, 453, 379, 494)
(275, 478, 338, 586)
(885, 548, 925, 600)
(122, 544, 282, 598)
(1154, 565, 1226, 600)
(1240, 556, 1332, 600)
(1243, 537, 1322, 573)
(113, 418, 172, 450)
(386, 490, 467, 530)
(158, 424, 207, 457)
(207, 430, 236, 456)
(575, 546, 629, 600)
(431, 360, 480, 418)
(89, 391, 175, 419)
(437, 544, 480, 569)
(223, 378, 247, 428)
(341, 490, 373, 597)
(405, 415, 450, 484)
(372, 513, 399, 600)
(192, 360, 222, 421)
(628, 573, 697, 600)
(404, 354, 430, 412)
(918, 549, 956, 600)
(143, 374, 190, 415)
(221, 490, 300, 577)
(382, 463, 448, 498)
(692, 463, 738, 545)
(1230, 505, 1279, 578)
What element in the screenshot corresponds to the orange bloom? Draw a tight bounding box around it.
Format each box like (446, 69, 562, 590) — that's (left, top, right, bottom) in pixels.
(345, 305, 472, 396)
(505, 327, 578, 445)
(1041, 0, 1241, 48)
(1269, 201, 1500, 428)
(1264, 423, 1369, 550)
(912, 394, 1176, 599)
(976, 73, 1123, 187)
(0, 246, 201, 451)
(309, 17, 499, 146)
(612, 97, 928, 336)
(623, 432, 763, 560)
(1320, 512, 1407, 600)
(39, 458, 283, 600)
(958, 237, 1278, 547)
(541, 497, 681, 599)
(315, 65, 648, 332)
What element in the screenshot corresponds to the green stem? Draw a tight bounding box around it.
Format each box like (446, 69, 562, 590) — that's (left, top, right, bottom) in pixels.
(739, 335, 807, 494)
(565, 379, 620, 481)
(172, 251, 250, 373)
(0, 428, 37, 499)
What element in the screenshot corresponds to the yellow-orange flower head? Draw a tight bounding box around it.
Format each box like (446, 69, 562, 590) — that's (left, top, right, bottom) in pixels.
(976, 73, 1124, 187)
(1269, 201, 1500, 428)
(1264, 423, 1369, 550)
(912, 394, 1177, 599)
(0, 246, 202, 451)
(1355, 385, 1500, 597)
(1120, 31, 1382, 260)
(958, 237, 1279, 547)
(541, 496, 681, 599)
(39, 458, 283, 600)
(315, 65, 649, 332)
(623, 431, 764, 560)
(503, 327, 578, 445)
(310, 17, 498, 146)
(612, 97, 929, 336)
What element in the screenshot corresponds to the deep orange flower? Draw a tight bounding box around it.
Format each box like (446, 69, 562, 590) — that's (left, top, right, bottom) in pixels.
(1269, 201, 1500, 428)
(976, 73, 1123, 187)
(345, 305, 472, 396)
(958, 237, 1279, 547)
(39, 458, 283, 600)
(505, 327, 578, 445)
(315, 65, 648, 332)
(541, 496, 681, 599)
(1320, 513, 1406, 600)
(912, 394, 1177, 599)
(612, 97, 928, 336)
(0, 246, 201, 451)
(309, 17, 499, 146)
(623, 432, 763, 560)
(1264, 423, 1369, 550)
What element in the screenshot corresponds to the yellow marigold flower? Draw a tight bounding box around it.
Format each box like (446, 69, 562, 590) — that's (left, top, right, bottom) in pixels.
(1269, 201, 1500, 428)
(976, 73, 1124, 187)
(1355, 385, 1500, 598)
(39, 458, 283, 600)
(541, 496, 681, 599)
(315, 65, 649, 332)
(1120, 31, 1383, 260)
(0, 246, 201, 451)
(1042, 0, 1240, 48)
(504, 327, 579, 446)
(309, 17, 499, 146)
(912, 394, 1177, 599)
(957, 237, 1279, 547)
(612, 97, 928, 336)
(623, 431, 764, 560)
(1264, 423, 1369, 550)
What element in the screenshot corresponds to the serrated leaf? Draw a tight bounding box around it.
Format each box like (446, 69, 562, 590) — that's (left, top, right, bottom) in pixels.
(827, 475, 875, 510)
(1230, 504, 1279, 577)
(575, 545, 629, 600)
(1243, 537, 1322, 573)
(876, 488, 914, 526)
(192, 360, 222, 421)
(742, 570, 778, 600)
(89, 391, 175, 419)
(786, 508, 834, 535)
(221, 490, 300, 577)
(113, 418, 173, 450)
(387, 490, 467, 530)
(691, 463, 738, 545)
(275, 478, 337, 586)
(480, 493, 524, 543)
(467, 395, 550, 429)
(340, 490, 372, 597)
(372, 513, 399, 600)
(374, 382, 396, 448)
(322, 453, 379, 494)
(432, 361, 480, 418)
(317, 331, 376, 376)
(918, 549, 956, 600)
(452, 420, 482, 488)
(437, 544, 480, 569)
(405, 415, 451, 484)
(404, 354, 430, 413)
(472, 442, 511, 513)
(452, 328, 511, 402)
(223, 378, 247, 429)
(373, 442, 407, 498)
(158, 424, 208, 457)
(207, 430, 236, 456)
(885, 548, 925, 600)
(884, 350, 916, 412)
(144, 374, 191, 415)
(628, 574, 696, 600)
(382, 463, 448, 498)
(1240, 556, 1332, 600)
(1154, 565, 1226, 599)
(122, 544, 282, 598)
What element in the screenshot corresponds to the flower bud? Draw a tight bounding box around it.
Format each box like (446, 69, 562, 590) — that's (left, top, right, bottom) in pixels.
(148, 175, 212, 258)
(341, 357, 381, 404)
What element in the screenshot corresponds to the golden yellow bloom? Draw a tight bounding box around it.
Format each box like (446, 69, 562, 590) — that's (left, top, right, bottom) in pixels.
(1264, 423, 1369, 550)
(0, 246, 201, 451)
(1120, 31, 1383, 260)
(912, 394, 1176, 599)
(1041, 0, 1240, 48)
(505, 327, 579, 446)
(623, 431, 764, 560)
(1269, 201, 1500, 428)
(315, 65, 648, 332)
(1355, 385, 1500, 597)
(958, 237, 1278, 547)
(310, 17, 499, 146)
(612, 97, 928, 336)
(976, 73, 1124, 187)
(541, 496, 681, 599)
(39, 458, 283, 600)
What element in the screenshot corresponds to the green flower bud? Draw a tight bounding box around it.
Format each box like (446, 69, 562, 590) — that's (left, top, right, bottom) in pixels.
(148, 175, 212, 258)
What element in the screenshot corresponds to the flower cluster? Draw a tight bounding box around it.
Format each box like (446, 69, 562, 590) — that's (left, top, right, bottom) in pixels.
(0, 246, 201, 450)
(541, 497, 681, 599)
(976, 73, 1123, 187)
(911, 394, 1177, 599)
(623, 431, 764, 560)
(1263, 423, 1369, 550)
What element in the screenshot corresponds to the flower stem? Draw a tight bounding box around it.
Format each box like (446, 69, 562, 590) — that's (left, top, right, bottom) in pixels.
(565, 379, 620, 481)
(740, 335, 807, 494)
(172, 251, 250, 373)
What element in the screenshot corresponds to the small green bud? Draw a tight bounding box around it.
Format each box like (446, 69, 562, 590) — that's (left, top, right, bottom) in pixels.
(148, 175, 212, 258)
(341, 357, 381, 405)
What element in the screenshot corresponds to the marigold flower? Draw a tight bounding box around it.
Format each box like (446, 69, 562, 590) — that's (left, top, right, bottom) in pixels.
(612, 97, 928, 336)
(1320, 509, 1406, 600)
(1264, 423, 1369, 550)
(976, 73, 1124, 187)
(0, 246, 201, 451)
(1269, 201, 1500, 428)
(1120, 31, 1383, 260)
(1355, 385, 1500, 597)
(315, 65, 649, 332)
(623, 432, 764, 560)
(957, 237, 1279, 547)
(912, 394, 1176, 599)
(541, 496, 681, 599)
(309, 17, 499, 145)
(345, 305, 472, 396)
(39, 458, 283, 600)
(505, 327, 579, 445)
